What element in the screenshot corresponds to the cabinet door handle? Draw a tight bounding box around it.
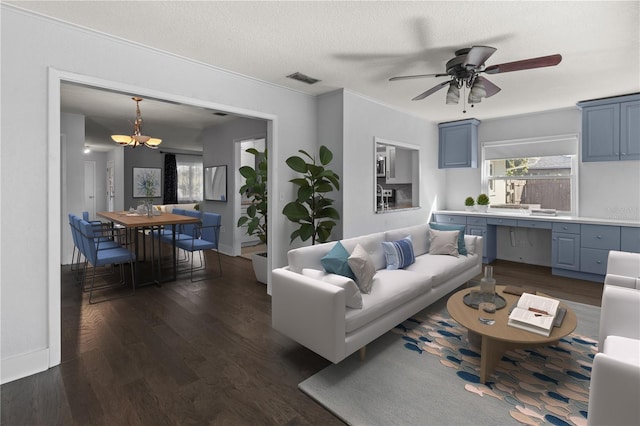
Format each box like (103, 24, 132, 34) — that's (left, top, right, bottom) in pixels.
(621, 152, 626, 156)
(596, 260, 602, 264)
(596, 235, 602, 239)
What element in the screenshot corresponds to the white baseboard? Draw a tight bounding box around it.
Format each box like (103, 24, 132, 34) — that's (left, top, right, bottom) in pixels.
(1, 348, 50, 384)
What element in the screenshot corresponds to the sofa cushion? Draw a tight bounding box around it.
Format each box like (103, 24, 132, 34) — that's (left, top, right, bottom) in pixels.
(321, 241, 356, 280)
(407, 252, 479, 288)
(382, 236, 415, 270)
(428, 229, 460, 257)
(345, 270, 432, 333)
(385, 224, 430, 256)
(302, 268, 363, 309)
(340, 232, 387, 271)
(429, 223, 467, 255)
(348, 243, 377, 294)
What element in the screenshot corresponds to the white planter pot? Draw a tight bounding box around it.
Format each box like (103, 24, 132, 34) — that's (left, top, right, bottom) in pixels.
(251, 252, 268, 284)
(477, 205, 488, 213)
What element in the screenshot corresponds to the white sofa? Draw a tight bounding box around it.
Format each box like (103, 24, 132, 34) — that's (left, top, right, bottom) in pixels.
(272, 223, 483, 363)
(587, 250, 640, 426)
(155, 203, 198, 213)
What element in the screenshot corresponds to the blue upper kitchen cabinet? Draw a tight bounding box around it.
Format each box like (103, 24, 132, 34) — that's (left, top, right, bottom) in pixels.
(578, 94, 640, 162)
(438, 118, 480, 168)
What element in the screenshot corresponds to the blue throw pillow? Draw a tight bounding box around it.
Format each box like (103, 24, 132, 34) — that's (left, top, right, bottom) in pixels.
(429, 223, 468, 255)
(321, 241, 356, 280)
(382, 236, 415, 270)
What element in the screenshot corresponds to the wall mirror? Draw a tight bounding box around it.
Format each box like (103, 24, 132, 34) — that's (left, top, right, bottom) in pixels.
(204, 165, 227, 201)
(374, 137, 420, 213)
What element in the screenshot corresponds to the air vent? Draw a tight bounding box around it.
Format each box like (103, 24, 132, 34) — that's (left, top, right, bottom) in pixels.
(286, 72, 321, 85)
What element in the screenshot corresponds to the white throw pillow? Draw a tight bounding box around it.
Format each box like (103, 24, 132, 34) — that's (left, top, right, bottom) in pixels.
(428, 229, 460, 257)
(348, 243, 377, 294)
(301, 268, 363, 309)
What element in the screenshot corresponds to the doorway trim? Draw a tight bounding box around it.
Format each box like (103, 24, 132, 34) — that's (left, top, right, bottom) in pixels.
(48, 68, 279, 368)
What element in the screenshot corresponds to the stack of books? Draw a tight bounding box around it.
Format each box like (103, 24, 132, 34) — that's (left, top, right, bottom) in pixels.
(508, 293, 561, 336)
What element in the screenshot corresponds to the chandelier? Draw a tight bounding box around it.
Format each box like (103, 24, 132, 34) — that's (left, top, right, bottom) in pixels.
(111, 97, 162, 149)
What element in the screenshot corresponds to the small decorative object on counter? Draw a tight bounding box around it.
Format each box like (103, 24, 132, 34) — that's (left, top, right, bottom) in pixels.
(477, 193, 490, 212)
(464, 196, 476, 211)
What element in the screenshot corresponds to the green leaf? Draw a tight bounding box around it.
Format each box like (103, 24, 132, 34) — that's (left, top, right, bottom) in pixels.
(239, 166, 257, 180)
(298, 149, 314, 162)
(289, 178, 309, 187)
(315, 183, 333, 193)
(319, 145, 333, 166)
(247, 204, 256, 218)
(246, 147, 260, 155)
(307, 164, 323, 177)
(286, 156, 307, 173)
(282, 202, 310, 221)
(319, 207, 340, 220)
(237, 217, 249, 227)
(297, 185, 313, 202)
(298, 223, 315, 241)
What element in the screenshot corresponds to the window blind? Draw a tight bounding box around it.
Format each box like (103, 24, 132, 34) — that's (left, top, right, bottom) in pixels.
(483, 134, 578, 160)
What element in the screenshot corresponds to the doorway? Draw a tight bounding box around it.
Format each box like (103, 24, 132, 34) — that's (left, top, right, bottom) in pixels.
(48, 69, 279, 370)
(237, 137, 266, 258)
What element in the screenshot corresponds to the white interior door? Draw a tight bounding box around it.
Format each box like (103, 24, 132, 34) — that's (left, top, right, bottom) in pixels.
(106, 160, 115, 212)
(84, 161, 96, 220)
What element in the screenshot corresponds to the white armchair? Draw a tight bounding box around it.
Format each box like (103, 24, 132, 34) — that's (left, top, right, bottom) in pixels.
(587, 250, 640, 426)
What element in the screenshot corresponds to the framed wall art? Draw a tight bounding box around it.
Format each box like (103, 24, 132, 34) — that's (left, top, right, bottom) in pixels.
(133, 167, 162, 198)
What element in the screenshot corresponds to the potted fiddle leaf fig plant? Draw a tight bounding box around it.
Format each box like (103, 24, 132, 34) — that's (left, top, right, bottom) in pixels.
(283, 145, 340, 245)
(477, 193, 490, 212)
(237, 147, 268, 283)
(464, 196, 476, 211)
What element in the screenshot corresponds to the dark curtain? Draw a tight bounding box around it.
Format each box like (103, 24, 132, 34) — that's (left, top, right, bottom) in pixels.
(163, 154, 178, 204)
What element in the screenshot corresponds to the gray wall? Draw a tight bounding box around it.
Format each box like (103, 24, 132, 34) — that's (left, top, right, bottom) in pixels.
(1, 5, 316, 382)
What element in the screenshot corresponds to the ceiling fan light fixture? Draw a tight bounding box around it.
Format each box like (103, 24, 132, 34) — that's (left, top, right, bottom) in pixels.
(111, 97, 161, 149)
(446, 84, 460, 104)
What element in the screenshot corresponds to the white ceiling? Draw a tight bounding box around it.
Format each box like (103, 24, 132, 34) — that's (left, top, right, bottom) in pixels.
(9, 1, 640, 150)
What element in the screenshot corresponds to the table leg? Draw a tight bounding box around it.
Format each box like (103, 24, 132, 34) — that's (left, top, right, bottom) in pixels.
(480, 337, 512, 384)
(172, 224, 177, 281)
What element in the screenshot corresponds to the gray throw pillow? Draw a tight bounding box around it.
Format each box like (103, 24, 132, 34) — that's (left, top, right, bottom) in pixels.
(347, 243, 377, 294)
(428, 229, 460, 257)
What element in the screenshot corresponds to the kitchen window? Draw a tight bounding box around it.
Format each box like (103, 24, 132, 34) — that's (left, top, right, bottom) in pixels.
(482, 135, 578, 214)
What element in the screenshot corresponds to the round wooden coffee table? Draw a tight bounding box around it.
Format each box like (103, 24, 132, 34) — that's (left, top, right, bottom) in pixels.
(447, 285, 577, 383)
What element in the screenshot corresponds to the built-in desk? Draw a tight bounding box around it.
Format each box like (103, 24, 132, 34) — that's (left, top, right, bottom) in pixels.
(432, 210, 640, 283)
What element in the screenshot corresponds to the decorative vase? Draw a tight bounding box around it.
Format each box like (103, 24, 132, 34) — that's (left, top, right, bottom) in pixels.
(480, 265, 496, 302)
(465, 205, 475, 212)
(477, 205, 488, 213)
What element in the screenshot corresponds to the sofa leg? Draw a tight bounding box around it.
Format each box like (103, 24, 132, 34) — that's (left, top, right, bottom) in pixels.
(359, 346, 366, 361)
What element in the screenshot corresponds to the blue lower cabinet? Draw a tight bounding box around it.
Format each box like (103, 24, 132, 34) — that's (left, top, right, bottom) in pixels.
(580, 248, 610, 275)
(621, 227, 640, 253)
(552, 233, 581, 271)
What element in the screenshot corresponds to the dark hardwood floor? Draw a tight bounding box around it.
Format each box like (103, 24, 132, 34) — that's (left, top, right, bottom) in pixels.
(1, 247, 602, 425)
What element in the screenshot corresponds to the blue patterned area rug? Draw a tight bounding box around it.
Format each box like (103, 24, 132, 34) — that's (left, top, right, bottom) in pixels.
(299, 297, 599, 426)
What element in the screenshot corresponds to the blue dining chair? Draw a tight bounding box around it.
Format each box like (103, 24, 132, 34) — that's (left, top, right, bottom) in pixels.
(174, 212, 222, 282)
(77, 219, 136, 303)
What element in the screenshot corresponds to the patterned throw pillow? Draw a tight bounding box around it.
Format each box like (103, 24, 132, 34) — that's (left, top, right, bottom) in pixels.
(429, 223, 467, 255)
(321, 241, 356, 280)
(382, 236, 415, 270)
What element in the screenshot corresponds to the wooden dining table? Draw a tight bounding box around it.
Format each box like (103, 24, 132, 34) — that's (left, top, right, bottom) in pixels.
(97, 211, 200, 285)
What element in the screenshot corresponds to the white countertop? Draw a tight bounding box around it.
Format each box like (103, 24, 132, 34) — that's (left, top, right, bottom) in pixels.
(434, 210, 640, 227)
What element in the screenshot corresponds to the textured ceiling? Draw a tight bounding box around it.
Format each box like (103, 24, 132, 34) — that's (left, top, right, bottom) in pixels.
(7, 1, 640, 149)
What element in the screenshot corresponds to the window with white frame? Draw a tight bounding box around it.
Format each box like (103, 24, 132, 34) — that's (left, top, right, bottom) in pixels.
(176, 155, 203, 203)
(482, 135, 578, 214)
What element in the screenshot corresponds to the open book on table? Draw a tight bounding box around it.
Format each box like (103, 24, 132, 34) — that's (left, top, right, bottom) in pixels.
(507, 293, 560, 336)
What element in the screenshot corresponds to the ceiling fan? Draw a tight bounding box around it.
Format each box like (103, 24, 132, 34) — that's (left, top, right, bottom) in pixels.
(389, 46, 562, 107)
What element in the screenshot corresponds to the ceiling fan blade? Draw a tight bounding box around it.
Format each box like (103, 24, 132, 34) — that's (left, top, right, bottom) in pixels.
(484, 54, 562, 74)
(390, 73, 448, 81)
(463, 45, 497, 68)
(412, 80, 452, 101)
(475, 76, 501, 98)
